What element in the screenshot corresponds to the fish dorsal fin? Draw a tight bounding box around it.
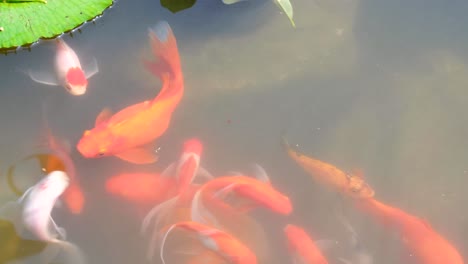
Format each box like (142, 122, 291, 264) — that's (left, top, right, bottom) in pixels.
(352, 168, 365, 179)
(251, 163, 271, 184)
(95, 108, 113, 126)
(421, 218, 433, 230)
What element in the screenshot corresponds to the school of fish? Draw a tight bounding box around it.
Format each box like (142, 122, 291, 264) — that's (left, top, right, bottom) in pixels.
(0, 19, 464, 264)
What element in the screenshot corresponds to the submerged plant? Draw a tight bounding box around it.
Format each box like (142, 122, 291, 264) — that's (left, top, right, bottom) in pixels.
(0, 0, 114, 53)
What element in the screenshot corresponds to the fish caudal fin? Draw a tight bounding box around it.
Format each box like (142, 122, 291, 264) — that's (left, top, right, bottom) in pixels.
(146, 21, 181, 80)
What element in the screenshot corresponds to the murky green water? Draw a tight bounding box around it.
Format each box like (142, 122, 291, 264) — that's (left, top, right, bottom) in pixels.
(1, 0, 467, 263)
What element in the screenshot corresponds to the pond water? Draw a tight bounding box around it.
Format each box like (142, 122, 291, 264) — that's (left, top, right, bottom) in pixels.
(0, 0, 467, 263)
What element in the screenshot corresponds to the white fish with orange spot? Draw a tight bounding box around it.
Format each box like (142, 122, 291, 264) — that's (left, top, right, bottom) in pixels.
(28, 38, 98, 96)
(0, 171, 86, 264)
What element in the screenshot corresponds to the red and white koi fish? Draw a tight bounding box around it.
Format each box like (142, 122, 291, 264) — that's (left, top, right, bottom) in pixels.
(76, 21, 184, 164)
(28, 38, 98, 96)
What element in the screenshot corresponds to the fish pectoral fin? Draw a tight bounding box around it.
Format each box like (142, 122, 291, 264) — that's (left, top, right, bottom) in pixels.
(84, 57, 99, 79)
(28, 70, 60, 86)
(114, 148, 159, 164)
(161, 162, 176, 178)
(194, 166, 214, 182)
(95, 108, 113, 126)
(337, 257, 353, 264)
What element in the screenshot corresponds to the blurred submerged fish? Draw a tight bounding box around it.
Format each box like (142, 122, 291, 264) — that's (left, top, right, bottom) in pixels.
(335, 212, 373, 264)
(357, 198, 464, 264)
(282, 136, 374, 199)
(158, 221, 257, 264)
(0, 171, 86, 264)
(76, 21, 184, 164)
(284, 224, 331, 264)
(28, 38, 98, 96)
(6, 108, 86, 215)
(105, 172, 177, 204)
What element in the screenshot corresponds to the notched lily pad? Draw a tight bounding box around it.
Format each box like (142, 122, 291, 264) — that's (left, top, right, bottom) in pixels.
(161, 0, 196, 13)
(0, 0, 115, 53)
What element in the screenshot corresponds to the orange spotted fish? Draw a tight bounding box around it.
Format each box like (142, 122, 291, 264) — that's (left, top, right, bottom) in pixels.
(357, 198, 464, 264)
(28, 38, 98, 96)
(282, 136, 374, 199)
(76, 21, 184, 164)
(284, 224, 329, 264)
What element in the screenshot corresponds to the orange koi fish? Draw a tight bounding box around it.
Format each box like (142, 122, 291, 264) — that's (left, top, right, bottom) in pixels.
(158, 221, 257, 264)
(76, 21, 184, 164)
(28, 38, 98, 96)
(282, 136, 374, 199)
(161, 138, 212, 194)
(191, 174, 293, 222)
(105, 172, 177, 204)
(357, 198, 464, 264)
(284, 224, 329, 264)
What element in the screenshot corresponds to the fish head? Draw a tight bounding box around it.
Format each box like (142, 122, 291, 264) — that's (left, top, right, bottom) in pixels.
(346, 176, 375, 199)
(183, 138, 203, 156)
(76, 128, 115, 158)
(64, 67, 88, 96)
(39, 171, 70, 198)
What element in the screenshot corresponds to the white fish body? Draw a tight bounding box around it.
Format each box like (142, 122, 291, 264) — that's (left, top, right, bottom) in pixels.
(28, 39, 99, 96)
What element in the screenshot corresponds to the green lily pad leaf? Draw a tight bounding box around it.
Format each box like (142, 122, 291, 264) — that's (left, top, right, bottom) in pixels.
(0, 0, 115, 53)
(160, 0, 196, 13)
(274, 0, 295, 27)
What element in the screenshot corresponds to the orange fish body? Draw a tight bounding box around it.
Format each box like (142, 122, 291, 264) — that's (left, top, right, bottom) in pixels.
(76, 21, 184, 164)
(284, 224, 328, 264)
(358, 198, 464, 264)
(105, 172, 177, 204)
(197, 175, 293, 216)
(165, 221, 257, 264)
(282, 137, 374, 199)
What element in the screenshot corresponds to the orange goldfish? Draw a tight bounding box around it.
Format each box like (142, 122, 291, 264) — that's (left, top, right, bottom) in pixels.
(157, 221, 257, 264)
(282, 136, 374, 199)
(76, 21, 184, 164)
(357, 198, 464, 264)
(192, 174, 293, 221)
(284, 224, 329, 264)
(161, 138, 212, 193)
(105, 172, 177, 204)
(28, 38, 98, 96)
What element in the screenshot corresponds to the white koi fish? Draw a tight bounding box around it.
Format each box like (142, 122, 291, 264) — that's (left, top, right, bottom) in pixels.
(28, 38, 98, 96)
(0, 171, 86, 264)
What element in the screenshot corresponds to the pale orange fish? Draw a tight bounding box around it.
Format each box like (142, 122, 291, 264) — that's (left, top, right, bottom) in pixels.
(357, 198, 464, 264)
(76, 21, 184, 164)
(284, 224, 329, 264)
(158, 221, 257, 264)
(282, 136, 374, 199)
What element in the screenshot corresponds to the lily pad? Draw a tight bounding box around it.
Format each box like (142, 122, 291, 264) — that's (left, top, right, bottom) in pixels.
(0, 0, 115, 53)
(160, 0, 196, 13)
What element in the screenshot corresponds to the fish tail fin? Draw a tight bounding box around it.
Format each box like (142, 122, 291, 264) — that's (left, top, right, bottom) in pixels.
(146, 21, 181, 80)
(144, 21, 183, 102)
